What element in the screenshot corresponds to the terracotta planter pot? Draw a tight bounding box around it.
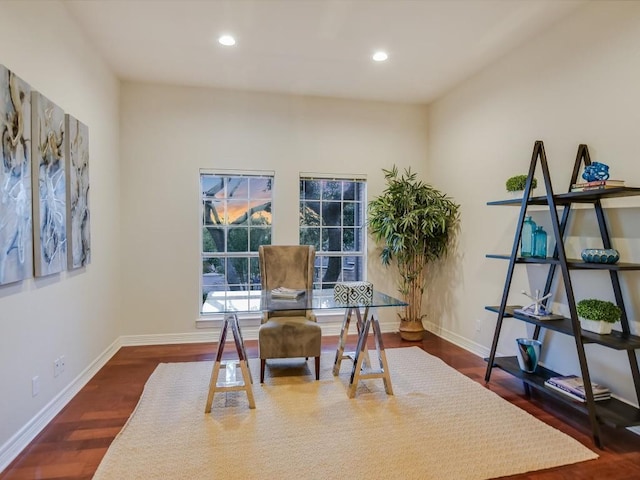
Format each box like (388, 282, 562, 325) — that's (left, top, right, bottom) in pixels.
(399, 320, 425, 341)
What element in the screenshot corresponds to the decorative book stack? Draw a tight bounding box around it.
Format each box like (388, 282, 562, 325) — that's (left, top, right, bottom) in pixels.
(544, 375, 611, 402)
(570, 180, 625, 192)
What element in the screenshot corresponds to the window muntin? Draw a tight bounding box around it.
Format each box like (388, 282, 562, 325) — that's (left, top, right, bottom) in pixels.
(201, 173, 273, 312)
(300, 177, 366, 289)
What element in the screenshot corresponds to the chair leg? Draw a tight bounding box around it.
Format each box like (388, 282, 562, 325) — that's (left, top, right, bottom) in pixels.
(315, 356, 320, 380)
(260, 359, 266, 383)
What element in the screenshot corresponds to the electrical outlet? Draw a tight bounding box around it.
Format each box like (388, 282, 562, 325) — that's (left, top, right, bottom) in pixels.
(60, 355, 66, 373)
(32, 376, 40, 397)
(475, 319, 482, 333)
(54, 358, 61, 377)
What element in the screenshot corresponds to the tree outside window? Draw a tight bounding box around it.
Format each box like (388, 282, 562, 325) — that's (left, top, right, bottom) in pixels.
(300, 177, 366, 289)
(201, 173, 273, 312)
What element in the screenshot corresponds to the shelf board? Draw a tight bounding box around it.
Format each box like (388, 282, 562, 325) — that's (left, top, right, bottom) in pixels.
(484, 305, 640, 350)
(486, 254, 559, 264)
(486, 254, 640, 270)
(486, 356, 640, 428)
(487, 187, 640, 206)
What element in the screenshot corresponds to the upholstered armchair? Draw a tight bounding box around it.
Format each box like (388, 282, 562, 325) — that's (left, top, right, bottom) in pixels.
(258, 245, 321, 383)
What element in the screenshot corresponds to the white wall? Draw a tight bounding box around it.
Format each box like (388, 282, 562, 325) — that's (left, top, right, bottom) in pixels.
(0, 0, 121, 459)
(426, 1, 640, 404)
(119, 83, 428, 337)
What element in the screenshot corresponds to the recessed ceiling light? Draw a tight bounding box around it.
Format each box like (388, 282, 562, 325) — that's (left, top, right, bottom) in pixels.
(218, 35, 236, 46)
(372, 51, 388, 62)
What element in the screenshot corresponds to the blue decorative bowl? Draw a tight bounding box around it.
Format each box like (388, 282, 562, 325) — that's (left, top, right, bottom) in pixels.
(581, 248, 620, 264)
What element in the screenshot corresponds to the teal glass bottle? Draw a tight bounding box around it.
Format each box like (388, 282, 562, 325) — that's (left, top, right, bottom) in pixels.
(520, 216, 536, 257)
(533, 226, 548, 258)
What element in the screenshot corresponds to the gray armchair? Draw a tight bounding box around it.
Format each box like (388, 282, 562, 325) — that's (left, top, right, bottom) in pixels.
(258, 245, 321, 383)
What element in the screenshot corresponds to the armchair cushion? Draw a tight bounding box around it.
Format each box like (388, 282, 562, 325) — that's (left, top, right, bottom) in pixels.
(259, 316, 322, 359)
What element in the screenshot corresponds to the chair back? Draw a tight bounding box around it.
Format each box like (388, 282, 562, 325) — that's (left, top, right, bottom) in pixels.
(259, 245, 315, 319)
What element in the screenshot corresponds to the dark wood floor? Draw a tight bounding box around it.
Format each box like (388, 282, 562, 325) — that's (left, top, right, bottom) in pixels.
(2, 332, 640, 479)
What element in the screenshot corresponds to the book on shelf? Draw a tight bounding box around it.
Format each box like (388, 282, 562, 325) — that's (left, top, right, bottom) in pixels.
(572, 179, 625, 188)
(270, 287, 305, 299)
(571, 179, 625, 192)
(544, 375, 611, 402)
(513, 307, 564, 321)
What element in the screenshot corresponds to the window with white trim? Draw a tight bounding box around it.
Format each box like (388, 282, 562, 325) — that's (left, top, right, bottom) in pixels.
(200, 172, 273, 312)
(299, 176, 366, 289)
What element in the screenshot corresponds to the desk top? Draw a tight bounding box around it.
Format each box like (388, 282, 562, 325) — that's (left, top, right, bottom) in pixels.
(201, 289, 406, 315)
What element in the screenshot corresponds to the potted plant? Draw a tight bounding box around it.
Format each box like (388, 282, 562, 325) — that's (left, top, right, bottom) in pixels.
(576, 299, 621, 334)
(368, 166, 460, 341)
(506, 174, 537, 196)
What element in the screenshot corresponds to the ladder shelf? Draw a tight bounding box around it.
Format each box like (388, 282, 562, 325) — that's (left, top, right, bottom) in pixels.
(484, 141, 640, 449)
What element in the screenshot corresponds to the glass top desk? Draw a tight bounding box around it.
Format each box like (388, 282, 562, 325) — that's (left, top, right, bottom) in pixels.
(204, 289, 407, 412)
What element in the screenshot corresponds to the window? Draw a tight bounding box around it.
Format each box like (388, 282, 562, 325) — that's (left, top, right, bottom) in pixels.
(200, 172, 273, 312)
(299, 176, 366, 289)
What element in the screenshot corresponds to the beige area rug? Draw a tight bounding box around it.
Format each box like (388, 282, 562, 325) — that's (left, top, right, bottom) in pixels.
(93, 347, 597, 480)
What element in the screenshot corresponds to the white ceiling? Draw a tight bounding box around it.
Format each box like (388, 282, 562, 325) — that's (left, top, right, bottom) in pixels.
(63, 0, 584, 104)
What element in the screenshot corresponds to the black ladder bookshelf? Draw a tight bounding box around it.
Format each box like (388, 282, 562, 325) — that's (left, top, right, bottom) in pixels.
(484, 140, 640, 448)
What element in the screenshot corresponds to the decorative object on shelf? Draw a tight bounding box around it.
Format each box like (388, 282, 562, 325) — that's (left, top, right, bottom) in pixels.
(520, 216, 536, 257)
(516, 338, 541, 373)
(576, 298, 621, 335)
(514, 289, 563, 320)
(333, 281, 373, 304)
(368, 166, 460, 341)
(581, 161, 610, 182)
(506, 174, 537, 195)
(532, 226, 548, 258)
(581, 248, 620, 264)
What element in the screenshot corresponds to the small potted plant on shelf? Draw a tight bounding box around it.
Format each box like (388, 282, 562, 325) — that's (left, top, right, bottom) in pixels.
(576, 298, 621, 334)
(506, 174, 537, 196)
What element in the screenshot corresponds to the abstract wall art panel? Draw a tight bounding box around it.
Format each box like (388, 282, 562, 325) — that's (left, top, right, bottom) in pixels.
(65, 114, 90, 269)
(0, 65, 33, 285)
(31, 91, 66, 277)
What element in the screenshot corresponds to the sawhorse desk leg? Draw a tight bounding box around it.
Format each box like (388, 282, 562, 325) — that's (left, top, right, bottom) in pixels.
(332, 307, 393, 398)
(205, 313, 255, 413)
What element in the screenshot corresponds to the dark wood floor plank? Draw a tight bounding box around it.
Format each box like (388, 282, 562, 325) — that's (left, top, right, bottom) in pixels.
(1, 332, 639, 479)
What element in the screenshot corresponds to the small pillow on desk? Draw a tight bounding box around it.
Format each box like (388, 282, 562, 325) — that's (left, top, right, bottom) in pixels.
(334, 281, 373, 304)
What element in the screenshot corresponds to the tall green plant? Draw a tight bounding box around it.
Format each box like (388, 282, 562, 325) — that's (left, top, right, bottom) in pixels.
(368, 166, 460, 325)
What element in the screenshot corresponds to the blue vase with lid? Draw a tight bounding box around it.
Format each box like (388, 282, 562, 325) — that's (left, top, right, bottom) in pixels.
(520, 216, 536, 257)
(533, 226, 547, 258)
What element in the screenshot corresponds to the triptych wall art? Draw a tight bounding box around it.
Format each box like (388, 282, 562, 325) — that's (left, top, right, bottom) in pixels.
(0, 64, 90, 286)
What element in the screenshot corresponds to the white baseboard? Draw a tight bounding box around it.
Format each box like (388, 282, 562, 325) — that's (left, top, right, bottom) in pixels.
(0, 338, 122, 473)
(122, 315, 398, 346)
(424, 321, 491, 358)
